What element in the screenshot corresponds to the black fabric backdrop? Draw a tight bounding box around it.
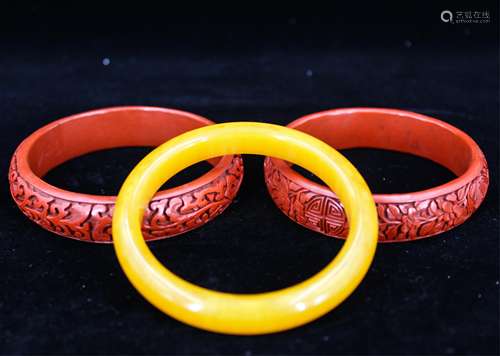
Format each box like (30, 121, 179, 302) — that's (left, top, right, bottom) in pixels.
(0, 5, 498, 355)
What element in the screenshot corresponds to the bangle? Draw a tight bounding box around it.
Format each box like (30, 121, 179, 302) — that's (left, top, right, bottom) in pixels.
(9, 106, 243, 243)
(112, 122, 378, 335)
(264, 108, 489, 242)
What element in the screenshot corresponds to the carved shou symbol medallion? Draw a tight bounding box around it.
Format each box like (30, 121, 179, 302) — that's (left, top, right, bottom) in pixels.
(304, 196, 346, 236)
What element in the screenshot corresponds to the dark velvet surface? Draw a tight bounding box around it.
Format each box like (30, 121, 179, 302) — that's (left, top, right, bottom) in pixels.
(0, 6, 498, 355)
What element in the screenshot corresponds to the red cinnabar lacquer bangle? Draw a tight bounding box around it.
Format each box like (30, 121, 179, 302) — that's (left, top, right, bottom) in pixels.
(264, 108, 489, 242)
(9, 107, 244, 243)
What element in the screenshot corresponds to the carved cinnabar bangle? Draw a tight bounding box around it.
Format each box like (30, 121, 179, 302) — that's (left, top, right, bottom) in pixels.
(9, 107, 244, 243)
(264, 108, 489, 242)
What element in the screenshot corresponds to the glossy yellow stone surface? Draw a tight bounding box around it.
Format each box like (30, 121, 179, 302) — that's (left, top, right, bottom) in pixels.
(112, 122, 378, 335)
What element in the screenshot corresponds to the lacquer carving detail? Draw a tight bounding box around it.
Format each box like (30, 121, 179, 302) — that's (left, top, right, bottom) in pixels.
(9, 155, 243, 242)
(264, 157, 488, 242)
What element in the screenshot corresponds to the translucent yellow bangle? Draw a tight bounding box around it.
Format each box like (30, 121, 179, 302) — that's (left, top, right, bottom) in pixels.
(112, 122, 378, 335)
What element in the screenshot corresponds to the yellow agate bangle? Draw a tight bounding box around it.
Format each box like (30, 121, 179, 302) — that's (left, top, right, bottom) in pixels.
(112, 122, 378, 335)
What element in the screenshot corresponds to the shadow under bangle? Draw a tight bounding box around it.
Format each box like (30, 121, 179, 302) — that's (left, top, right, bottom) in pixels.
(264, 108, 489, 242)
(9, 106, 244, 243)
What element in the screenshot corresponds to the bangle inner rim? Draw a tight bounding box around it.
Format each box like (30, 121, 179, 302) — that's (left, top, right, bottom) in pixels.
(26, 109, 221, 177)
(287, 110, 473, 177)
